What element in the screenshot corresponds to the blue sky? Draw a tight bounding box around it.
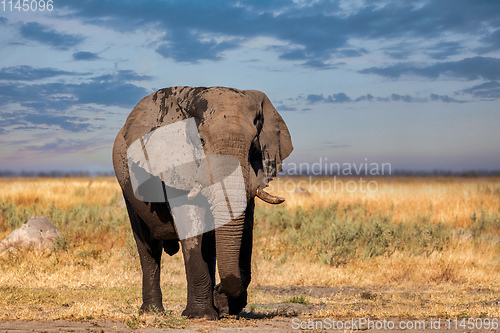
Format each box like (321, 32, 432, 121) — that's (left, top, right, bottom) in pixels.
(0, 0, 499, 173)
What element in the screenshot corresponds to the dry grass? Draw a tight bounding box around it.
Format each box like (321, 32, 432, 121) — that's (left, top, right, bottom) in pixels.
(0, 176, 499, 323)
(0, 177, 121, 209)
(267, 176, 500, 227)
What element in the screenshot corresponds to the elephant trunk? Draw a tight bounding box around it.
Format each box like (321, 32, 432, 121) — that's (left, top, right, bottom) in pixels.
(197, 124, 277, 298)
(215, 214, 246, 298)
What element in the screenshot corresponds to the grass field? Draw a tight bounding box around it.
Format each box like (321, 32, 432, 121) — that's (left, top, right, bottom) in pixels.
(0, 176, 499, 328)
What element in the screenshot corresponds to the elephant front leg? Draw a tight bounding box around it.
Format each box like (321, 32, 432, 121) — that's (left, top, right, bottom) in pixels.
(137, 239, 164, 314)
(180, 232, 218, 319)
(126, 200, 164, 313)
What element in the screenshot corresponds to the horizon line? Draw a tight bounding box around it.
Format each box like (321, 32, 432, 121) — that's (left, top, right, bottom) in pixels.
(1, 169, 500, 178)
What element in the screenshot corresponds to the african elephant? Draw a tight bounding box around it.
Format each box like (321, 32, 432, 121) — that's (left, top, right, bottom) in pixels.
(112, 86, 293, 319)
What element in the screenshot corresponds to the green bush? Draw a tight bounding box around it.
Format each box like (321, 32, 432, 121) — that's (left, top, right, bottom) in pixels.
(470, 209, 500, 238)
(255, 203, 451, 266)
(288, 295, 308, 305)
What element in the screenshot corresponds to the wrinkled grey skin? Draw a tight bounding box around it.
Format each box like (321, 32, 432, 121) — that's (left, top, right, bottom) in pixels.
(113, 86, 293, 319)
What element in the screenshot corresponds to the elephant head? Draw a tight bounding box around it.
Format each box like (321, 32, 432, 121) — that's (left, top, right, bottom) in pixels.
(114, 86, 293, 314)
(187, 88, 293, 298)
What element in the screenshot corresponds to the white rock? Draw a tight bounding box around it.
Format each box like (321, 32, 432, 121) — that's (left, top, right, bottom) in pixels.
(0, 216, 64, 254)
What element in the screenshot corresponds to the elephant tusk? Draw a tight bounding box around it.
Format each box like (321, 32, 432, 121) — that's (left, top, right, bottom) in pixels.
(256, 188, 285, 204)
(187, 182, 202, 200)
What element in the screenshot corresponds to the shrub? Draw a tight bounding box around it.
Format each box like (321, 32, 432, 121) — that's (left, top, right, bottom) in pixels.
(255, 203, 452, 266)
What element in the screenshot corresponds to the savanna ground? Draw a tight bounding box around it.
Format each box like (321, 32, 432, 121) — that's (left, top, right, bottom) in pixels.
(0, 176, 499, 332)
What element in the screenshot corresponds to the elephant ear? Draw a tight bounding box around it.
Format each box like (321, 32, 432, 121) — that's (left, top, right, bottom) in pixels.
(245, 90, 293, 179)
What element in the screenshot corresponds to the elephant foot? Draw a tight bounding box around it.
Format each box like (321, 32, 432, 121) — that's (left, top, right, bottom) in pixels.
(182, 305, 218, 320)
(140, 302, 165, 314)
(213, 284, 247, 316)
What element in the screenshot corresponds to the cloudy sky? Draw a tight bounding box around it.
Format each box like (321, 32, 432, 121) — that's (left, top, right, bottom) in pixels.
(0, 0, 499, 173)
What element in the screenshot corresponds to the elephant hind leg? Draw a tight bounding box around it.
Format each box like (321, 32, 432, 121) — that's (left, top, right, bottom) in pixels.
(163, 239, 179, 256)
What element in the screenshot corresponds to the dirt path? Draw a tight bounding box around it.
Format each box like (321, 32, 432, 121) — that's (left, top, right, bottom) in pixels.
(0, 318, 294, 332)
(1, 285, 498, 332)
(0, 317, 484, 332)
